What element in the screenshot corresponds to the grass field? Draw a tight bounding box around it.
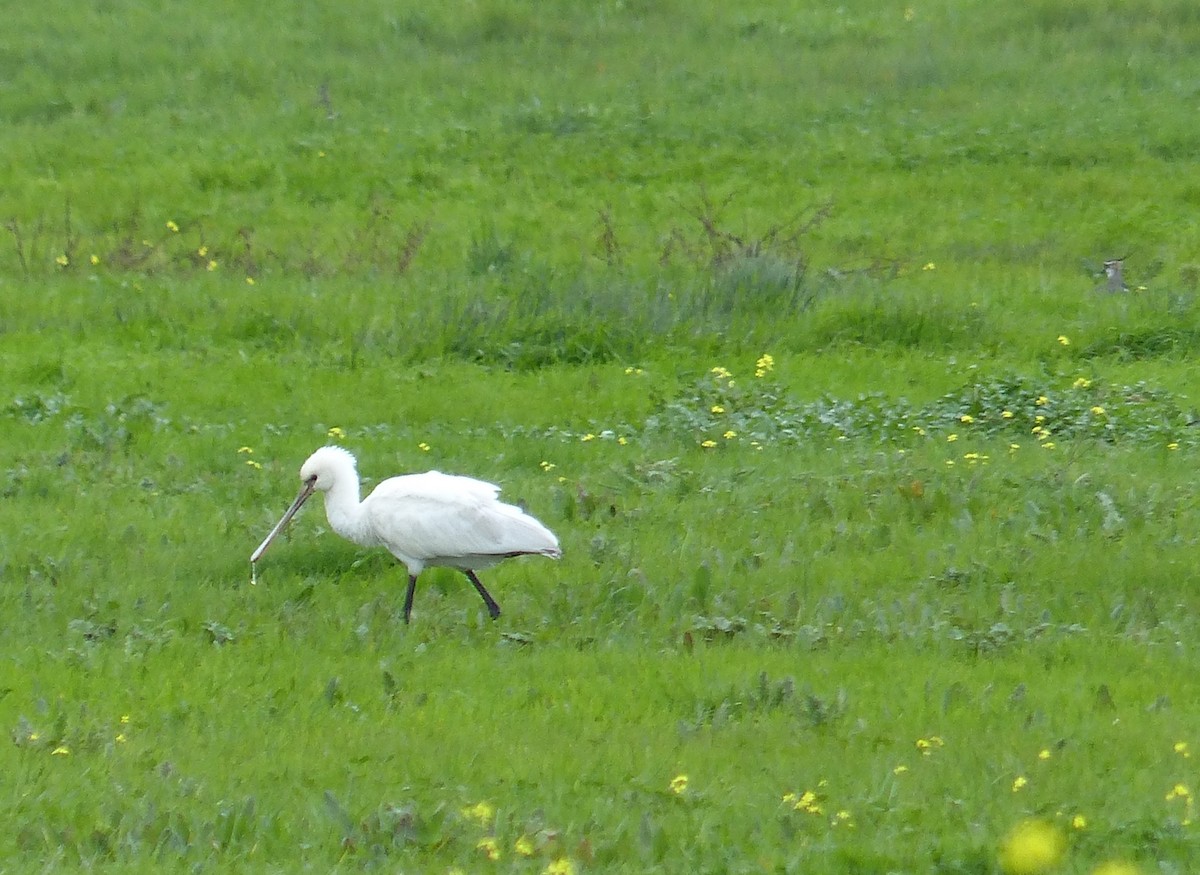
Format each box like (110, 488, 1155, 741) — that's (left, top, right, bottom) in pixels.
(3, 1, 1200, 872)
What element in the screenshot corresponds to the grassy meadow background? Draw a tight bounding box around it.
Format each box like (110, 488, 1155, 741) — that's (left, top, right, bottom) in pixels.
(4, 0, 1200, 871)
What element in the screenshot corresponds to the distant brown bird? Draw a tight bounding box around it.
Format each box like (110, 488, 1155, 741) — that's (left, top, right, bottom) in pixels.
(1102, 258, 1127, 292)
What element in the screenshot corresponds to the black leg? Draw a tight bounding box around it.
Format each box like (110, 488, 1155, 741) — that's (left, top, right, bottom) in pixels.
(465, 570, 501, 619)
(402, 573, 418, 624)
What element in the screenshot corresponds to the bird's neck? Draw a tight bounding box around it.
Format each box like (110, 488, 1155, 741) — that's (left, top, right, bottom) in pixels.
(321, 477, 374, 547)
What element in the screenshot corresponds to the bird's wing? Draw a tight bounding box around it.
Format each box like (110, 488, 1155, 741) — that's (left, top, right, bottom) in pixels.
(364, 472, 558, 565)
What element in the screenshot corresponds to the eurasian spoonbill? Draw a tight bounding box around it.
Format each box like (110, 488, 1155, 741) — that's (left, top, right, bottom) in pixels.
(251, 446, 561, 622)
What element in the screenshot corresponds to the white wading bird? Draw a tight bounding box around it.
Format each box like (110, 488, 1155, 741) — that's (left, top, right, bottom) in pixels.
(250, 446, 561, 623)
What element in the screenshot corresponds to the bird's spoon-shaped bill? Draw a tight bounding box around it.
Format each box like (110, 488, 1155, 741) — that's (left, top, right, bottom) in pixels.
(250, 479, 316, 567)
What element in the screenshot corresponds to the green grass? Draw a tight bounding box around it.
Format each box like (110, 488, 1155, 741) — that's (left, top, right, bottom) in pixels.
(4, 1, 1200, 872)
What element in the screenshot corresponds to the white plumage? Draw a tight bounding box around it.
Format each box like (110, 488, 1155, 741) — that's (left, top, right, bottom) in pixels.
(251, 446, 561, 622)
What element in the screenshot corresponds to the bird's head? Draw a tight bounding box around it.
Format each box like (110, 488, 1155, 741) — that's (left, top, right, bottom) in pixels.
(300, 445, 358, 492)
(249, 445, 360, 564)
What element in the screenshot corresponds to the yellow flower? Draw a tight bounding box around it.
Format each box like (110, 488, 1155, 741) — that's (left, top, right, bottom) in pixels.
(462, 801, 495, 825)
(581, 433, 595, 442)
(999, 819, 1066, 874)
(833, 809, 854, 826)
(1038, 749, 1051, 761)
(115, 733, 127, 744)
(327, 427, 345, 440)
(711, 405, 725, 414)
(476, 837, 500, 861)
(515, 835, 535, 857)
(1042, 442, 1055, 450)
(617, 435, 628, 445)
(624, 366, 643, 376)
(246, 276, 256, 285)
(1168, 442, 1179, 450)
(1071, 814, 1087, 830)
(90, 254, 100, 265)
(669, 774, 688, 795)
(237, 446, 254, 454)
(1009, 443, 1021, 452)
(960, 414, 974, 423)
(723, 430, 737, 440)
(1057, 335, 1070, 346)
(1166, 783, 1191, 800)
(793, 790, 822, 814)
(418, 442, 430, 452)
(947, 433, 958, 442)
(710, 366, 732, 379)
(166, 220, 179, 232)
(922, 261, 935, 270)
(1073, 377, 1092, 388)
(55, 254, 69, 266)
(1001, 410, 1014, 419)
(700, 440, 717, 449)
(207, 259, 218, 271)
(544, 859, 575, 875)
(1091, 406, 1106, 416)
(893, 765, 909, 775)
(1174, 741, 1190, 758)
(245, 459, 262, 470)
(1035, 395, 1048, 406)
(198, 245, 208, 257)
(1012, 776, 1028, 792)
(540, 461, 556, 471)
(755, 353, 775, 377)
(51, 746, 70, 756)
(120, 715, 130, 724)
